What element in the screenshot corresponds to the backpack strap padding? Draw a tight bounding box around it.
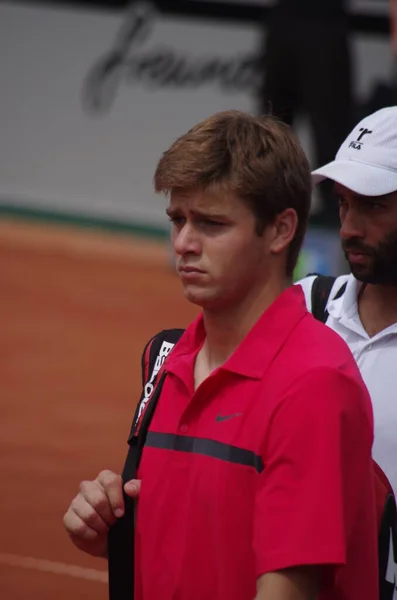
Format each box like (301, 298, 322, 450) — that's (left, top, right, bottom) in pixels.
(108, 328, 184, 600)
(309, 274, 337, 322)
(309, 274, 347, 323)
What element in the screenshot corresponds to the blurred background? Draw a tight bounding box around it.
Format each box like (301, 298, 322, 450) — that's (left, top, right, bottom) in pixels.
(0, 0, 395, 598)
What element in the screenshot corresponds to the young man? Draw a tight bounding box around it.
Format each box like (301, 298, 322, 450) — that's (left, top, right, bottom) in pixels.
(297, 106, 397, 497)
(63, 111, 378, 600)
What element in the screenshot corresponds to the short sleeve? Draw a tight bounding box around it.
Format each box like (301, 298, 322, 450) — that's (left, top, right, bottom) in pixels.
(253, 366, 373, 578)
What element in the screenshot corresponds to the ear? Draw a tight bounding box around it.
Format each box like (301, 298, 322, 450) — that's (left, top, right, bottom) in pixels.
(269, 208, 298, 255)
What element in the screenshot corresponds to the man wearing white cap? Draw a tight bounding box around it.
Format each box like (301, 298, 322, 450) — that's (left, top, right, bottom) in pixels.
(298, 106, 397, 496)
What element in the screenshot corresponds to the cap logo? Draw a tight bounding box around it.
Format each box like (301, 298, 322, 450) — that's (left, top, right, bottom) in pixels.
(348, 127, 373, 150)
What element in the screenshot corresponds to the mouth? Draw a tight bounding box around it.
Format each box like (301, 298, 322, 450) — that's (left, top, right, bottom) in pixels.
(178, 266, 206, 280)
(179, 266, 205, 274)
(345, 251, 370, 264)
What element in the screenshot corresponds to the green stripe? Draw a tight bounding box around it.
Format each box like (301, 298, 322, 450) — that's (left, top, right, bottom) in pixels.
(0, 202, 169, 241)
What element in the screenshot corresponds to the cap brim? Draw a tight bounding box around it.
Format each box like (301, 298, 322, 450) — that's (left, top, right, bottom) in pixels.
(311, 160, 397, 196)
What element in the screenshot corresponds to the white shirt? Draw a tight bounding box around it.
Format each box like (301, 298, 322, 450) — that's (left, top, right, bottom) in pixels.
(297, 274, 397, 497)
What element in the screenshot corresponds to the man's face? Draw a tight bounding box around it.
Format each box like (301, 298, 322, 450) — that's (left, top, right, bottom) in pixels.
(336, 183, 397, 285)
(166, 189, 274, 311)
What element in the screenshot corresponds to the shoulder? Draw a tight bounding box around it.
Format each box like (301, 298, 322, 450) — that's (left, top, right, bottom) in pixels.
(292, 309, 356, 366)
(275, 364, 373, 437)
(141, 328, 185, 359)
(285, 363, 368, 403)
(294, 274, 350, 312)
(269, 299, 366, 371)
(273, 307, 364, 399)
(293, 274, 317, 309)
(140, 328, 185, 381)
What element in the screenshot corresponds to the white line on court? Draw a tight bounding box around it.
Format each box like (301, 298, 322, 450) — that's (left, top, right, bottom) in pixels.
(0, 553, 108, 583)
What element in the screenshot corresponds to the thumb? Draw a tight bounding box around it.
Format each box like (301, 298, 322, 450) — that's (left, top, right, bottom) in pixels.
(124, 479, 141, 498)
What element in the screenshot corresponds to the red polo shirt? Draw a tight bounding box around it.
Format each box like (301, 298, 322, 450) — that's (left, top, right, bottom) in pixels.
(134, 286, 378, 600)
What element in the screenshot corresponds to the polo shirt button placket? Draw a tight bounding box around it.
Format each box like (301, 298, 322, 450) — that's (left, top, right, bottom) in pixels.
(180, 424, 188, 434)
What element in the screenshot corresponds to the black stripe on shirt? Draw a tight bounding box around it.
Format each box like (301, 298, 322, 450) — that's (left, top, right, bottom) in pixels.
(145, 431, 264, 473)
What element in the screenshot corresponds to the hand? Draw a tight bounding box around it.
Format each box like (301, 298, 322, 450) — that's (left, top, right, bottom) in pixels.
(63, 470, 141, 558)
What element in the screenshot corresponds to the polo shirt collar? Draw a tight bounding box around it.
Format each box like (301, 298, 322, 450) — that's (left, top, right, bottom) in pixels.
(166, 286, 307, 380)
(327, 273, 397, 339)
(327, 274, 363, 323)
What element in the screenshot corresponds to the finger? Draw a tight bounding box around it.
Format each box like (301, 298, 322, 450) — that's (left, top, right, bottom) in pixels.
(124, 479, 141, 498)
(63, 508, 100, 542)
(71, 494, 110, 534)
(79, 479, 118, 524)
(96, 470, 125, 518)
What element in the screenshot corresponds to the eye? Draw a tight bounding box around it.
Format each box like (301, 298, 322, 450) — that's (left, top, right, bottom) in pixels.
(168, 216, 186, 226)
(196, 218, 227, 233)
(365, 202, 383, 211)
(202, 219, 224, 227)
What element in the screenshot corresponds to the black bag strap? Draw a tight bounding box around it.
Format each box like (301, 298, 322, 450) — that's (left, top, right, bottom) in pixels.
(309, 274, 347, 323)
(108, 328, 184, 600)
(379, 492, 397, 600)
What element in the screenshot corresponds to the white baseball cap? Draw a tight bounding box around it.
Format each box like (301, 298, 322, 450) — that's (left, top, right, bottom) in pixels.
(312, 106, 397, 196)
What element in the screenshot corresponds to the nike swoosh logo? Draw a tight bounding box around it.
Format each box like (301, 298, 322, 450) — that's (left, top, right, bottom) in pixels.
(215, 412, 243, 423)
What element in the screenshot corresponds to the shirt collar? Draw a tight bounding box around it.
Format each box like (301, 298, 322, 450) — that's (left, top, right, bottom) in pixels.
(327, 274, 363, 322)
(166, 286, 308, 380)
(327, 274, 397, 339)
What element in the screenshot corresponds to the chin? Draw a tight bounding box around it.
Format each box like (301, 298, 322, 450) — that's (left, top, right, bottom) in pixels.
(182, 286, 221, 309)
(183, 287, 208, 307)
(349, 263, 373, 283)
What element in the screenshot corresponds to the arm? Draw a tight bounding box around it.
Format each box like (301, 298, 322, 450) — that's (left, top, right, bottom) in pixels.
(255, 567, 319, 600)
(253, 366, 373, 591)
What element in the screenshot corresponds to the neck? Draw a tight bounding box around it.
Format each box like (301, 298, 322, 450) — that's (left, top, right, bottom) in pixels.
(358, 282, 397, 336)
(201, 277, 290, 370)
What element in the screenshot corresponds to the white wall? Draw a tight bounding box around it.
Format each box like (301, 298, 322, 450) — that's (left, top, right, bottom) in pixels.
(0, 0, 394, 232)
(0, 2, 260, 230)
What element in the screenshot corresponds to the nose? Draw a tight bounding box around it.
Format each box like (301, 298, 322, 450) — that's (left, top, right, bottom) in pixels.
(172, 222, 202, 256)
(340, 207, 365, 241)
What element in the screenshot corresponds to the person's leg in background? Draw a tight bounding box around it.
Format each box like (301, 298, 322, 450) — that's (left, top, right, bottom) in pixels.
(301, 17, 354, 227)
(257, 16, 300, 126)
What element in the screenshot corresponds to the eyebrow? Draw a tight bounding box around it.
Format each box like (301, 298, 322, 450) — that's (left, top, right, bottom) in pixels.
(333, 187, 386, 202)
(165, 207, 229, 220)
(351, 194, 389, 203)
(336, 181, 397, 204)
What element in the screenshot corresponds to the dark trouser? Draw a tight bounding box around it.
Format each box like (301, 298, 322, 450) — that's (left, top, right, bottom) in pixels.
(259, 16, 353, 226)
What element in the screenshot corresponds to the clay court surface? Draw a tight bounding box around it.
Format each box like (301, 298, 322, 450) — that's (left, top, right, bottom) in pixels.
(0, 218, 198, 599)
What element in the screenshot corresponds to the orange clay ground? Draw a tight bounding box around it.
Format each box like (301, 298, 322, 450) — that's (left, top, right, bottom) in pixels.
(0, 218, 198, 599)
